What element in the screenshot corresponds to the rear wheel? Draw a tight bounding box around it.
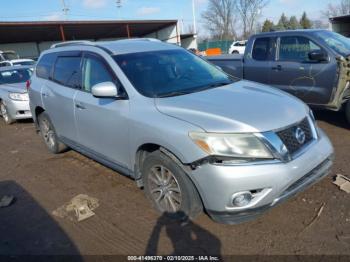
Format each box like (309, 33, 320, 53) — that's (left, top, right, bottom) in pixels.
(142, 150, 202, 220)
(38, 112, 67, 154)
(231, 50, 239, 54)
(0, 101, 14, 125)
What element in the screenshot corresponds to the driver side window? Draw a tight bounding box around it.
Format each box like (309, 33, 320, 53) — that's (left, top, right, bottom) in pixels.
(279, 36, 322, 62)
(82, 54, 114, 92)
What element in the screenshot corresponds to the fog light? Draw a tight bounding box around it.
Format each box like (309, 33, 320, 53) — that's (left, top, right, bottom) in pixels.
(232, 192, 253, 207)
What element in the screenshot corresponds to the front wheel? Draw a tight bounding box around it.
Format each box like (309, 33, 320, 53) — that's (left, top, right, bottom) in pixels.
(38, 112, 67, 154)
(0, 101, 15, 125)
(142, 150, 202, 220)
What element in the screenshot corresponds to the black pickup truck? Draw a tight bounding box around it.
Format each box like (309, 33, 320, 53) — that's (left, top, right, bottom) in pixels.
(207, 29, 350, 124)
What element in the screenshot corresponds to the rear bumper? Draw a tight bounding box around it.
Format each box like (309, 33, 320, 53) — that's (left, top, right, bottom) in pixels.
(5, 99, 32, 120)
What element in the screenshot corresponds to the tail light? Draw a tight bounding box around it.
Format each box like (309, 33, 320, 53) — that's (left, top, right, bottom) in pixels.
(26, 80, 31, 90)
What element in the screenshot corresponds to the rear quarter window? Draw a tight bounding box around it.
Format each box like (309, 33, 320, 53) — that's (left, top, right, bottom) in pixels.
(36, 53, 57, 79)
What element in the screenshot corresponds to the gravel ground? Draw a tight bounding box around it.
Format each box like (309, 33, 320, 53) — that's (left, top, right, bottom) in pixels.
(0, 110, 349, 256)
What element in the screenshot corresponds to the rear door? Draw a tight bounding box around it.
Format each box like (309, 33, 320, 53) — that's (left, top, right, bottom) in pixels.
(269, 35, 336, 104)
(244, 37, 276, 84)
(74, 52, 130, 168)
(42, 51, 82, 142)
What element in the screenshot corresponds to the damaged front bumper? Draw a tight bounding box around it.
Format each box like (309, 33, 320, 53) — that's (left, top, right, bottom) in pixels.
(188, 129, 334, 224)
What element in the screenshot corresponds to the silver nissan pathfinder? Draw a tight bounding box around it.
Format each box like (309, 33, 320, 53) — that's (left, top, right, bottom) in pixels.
(29, 39, 334, 224)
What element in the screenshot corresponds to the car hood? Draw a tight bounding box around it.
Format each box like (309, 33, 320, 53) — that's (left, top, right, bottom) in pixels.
(155, 80, 308, 133)
(0, 83, 27, 93)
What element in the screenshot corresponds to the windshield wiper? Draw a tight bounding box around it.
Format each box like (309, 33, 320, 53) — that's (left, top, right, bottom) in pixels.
(156, 81, 233, 98)
(194, 81, 232, 92)
(156, 91, 190, 98)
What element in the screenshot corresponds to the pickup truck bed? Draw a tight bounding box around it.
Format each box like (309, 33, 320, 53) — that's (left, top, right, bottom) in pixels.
(208, 54, 243, 79)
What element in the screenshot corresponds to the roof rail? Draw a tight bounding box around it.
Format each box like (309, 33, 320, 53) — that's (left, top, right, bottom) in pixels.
(123, 38, 162, 42)
(50, 40, 95, 49)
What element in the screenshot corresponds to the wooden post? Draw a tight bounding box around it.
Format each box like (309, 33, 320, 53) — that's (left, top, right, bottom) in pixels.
(59, 24, 66, 41)
(126, 24, 131, 38)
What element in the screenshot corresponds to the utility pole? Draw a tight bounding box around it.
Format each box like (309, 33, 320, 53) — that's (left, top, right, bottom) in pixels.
(192, 0, 197, 35)
(61, 0, 69, 20)
(116, 0, 122, 20)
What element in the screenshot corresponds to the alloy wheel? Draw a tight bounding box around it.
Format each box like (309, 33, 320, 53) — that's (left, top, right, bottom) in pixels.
(41, 119, 56, 149)
(148, 165, 182, 212)
(0, 103, 9, 123)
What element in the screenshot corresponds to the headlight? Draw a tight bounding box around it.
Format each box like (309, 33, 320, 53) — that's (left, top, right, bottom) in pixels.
(8, 92, 29, 101)
(189, 132, 273, 159)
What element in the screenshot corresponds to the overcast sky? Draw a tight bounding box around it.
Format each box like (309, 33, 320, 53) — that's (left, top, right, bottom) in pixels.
(0, 0, 332, 33)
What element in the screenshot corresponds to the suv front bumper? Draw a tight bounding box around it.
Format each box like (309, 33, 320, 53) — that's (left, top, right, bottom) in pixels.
(189, 129, 334, 224)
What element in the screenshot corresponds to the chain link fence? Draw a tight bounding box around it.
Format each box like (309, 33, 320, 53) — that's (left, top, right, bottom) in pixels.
(198, 40, 234, 54)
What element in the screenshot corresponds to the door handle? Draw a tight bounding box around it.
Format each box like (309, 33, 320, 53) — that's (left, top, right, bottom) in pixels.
(271, 65, 282, 71)
(75, 103, 86, 110)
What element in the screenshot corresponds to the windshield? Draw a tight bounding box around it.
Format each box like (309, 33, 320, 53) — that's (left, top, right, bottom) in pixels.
(0, 68, 32, 85)
(314, 30, 350, 56)
(2, 52, 18, 60)
(113, 49, 235, 98)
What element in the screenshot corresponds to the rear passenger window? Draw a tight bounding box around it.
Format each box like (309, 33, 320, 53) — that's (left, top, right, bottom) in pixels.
(82, 55, 114, 92)
(252, 38, 274, 61)
(36, 53, 57, 79)
(53, 56, 81, 89)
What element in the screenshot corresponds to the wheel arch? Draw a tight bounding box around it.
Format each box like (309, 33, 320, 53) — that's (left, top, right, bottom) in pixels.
(133, 143, 191, 186)
(34, 106, 45, 130)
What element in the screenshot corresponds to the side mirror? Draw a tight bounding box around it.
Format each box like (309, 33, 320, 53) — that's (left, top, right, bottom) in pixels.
(91, 82, 118, 98)
(308, 50, 328, 62)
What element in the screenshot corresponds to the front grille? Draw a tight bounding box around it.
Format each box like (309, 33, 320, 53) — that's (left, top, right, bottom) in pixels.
(276, 118, 313, 155)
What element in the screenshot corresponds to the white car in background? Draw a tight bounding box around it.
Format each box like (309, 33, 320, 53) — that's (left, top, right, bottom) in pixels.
(0, 59, 36, 67)
(229, 40, 247, 54)
(0, 50, 19, 61)
(0, 65, 33, 124)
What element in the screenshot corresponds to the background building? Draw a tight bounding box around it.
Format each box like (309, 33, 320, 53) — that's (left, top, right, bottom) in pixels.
(329, 15, 350, 36)
(0, 20, 198, 58)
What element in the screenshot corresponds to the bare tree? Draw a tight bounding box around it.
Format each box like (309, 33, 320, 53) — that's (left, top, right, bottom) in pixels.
(201, 0, 237, 40)
(235, 0, 269, 39)
(323, 0, 350, 18)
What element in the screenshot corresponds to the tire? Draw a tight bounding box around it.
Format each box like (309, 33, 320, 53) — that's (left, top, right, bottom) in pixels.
(142, 150, 202, 220)
(38, 112, 67, 154)
(0, 101, 15, 125)
(231, 50, 239, 54)
(346, 100, 350, 125)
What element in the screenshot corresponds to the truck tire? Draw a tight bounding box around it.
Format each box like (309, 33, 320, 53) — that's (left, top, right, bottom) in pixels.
(38, 112, 67, 154)
(142, 150, 202, 220)
(0, 101, 15, 125)
(346, 100, 350, 125)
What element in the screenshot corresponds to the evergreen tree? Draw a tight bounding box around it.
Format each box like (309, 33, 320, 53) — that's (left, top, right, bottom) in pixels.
(300, 12, 312, 29)
(276, 13, 289, 30)
(261, 19, 274, 32)
(289, 16, 300, 29)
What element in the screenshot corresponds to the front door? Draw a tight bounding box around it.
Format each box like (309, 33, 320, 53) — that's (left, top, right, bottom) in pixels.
(74, 52, 130, 169)
(269, 35, 336, 105)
